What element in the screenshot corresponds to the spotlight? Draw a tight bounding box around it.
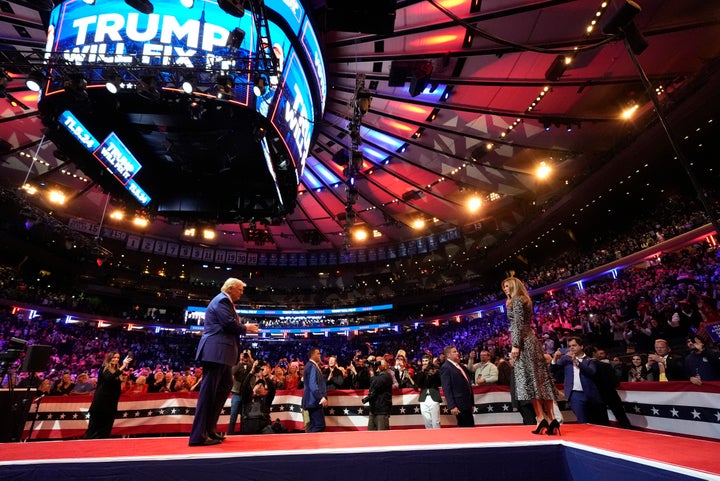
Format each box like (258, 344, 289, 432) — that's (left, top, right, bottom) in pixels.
(226, 28, 246, 50)
(545, 55, 572, 82)
(253, 75, 267, 97)
(25, 70, 46, 92)
(181, 75, 195, 94)
(125, 0, 154, 14)
(218, 0, 245, 17)
(202, 228, 216, 240)
(105, 74, 122, 94)
(82, 0, 96, 4)
(214, 75, 235, 99)
(180, 0, 193, 7)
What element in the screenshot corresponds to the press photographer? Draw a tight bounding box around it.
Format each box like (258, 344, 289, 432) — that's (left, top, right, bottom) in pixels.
(240, 359, 277, 434)
(361, 358, 393, 431)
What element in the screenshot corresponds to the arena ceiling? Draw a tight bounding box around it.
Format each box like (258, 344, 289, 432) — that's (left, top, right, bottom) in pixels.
(1, 0, 720, 272)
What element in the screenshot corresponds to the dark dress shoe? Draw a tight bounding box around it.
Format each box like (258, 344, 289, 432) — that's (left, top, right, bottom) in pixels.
(208, 432, 226, 441)
(189, 438, 222, 447)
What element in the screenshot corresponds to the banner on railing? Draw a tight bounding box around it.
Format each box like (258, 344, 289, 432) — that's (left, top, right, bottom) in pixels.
(22, 383, 720, 440)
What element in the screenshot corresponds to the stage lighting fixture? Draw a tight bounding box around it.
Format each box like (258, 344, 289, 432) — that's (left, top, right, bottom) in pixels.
(125, 0, 154, 14)
(356, 89, 372, 115)
(188, 99, 206, 120)
(214, 75, 235, 99)
(408, 61, 433, 97)
(64, 73, 87, 91)
(0, 68, 9, 98)
(82, 0, 96, 4)
(25, 70, 46, 92)
(332, 149, 350, 166)
(347, 185, 359, 204)
(181, 75, 195, 94)
(226, 28, 246, 50)
(138, 74, 161, 100)
(602, 0, 647, 55)
(180, 0, 194, 7)
(218, 0, 245, 17)
(253, 124, 267, 141)
(602, 0, 641, 35)
(545, 55, 572, 81)
(351, 151, 363, 170)
(253, 75, 267, 97)
(105, 75, 122, 94)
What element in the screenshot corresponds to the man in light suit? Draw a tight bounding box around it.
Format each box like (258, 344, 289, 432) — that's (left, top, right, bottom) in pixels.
(440, 345, 475, 427)
(301, 347, 328, 432)
(189, 278, 258, 446)
(552, 336, 607, 425)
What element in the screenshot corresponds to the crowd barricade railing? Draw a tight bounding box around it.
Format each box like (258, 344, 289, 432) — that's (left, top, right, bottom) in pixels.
(21, 382, 720, 440)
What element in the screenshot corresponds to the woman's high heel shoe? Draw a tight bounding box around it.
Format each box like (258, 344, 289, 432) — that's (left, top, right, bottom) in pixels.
(546, 419, 561, 436)
(531, 419, 549, 435)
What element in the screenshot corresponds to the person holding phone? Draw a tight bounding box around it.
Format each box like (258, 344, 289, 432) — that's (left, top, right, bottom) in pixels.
(84, 350, 132, 439)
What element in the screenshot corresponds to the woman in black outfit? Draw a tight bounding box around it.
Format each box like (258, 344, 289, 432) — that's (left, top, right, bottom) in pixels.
(85, 351, 131, 439)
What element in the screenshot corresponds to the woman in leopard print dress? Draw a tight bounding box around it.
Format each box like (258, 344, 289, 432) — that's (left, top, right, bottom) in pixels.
(502, 277, 558, 434)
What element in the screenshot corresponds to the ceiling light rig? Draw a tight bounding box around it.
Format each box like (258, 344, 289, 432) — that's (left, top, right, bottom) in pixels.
(341, 74, 372, 252)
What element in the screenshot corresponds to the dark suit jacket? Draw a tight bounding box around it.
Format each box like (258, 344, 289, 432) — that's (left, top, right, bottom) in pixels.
(301, 360, 327, 409)
(556, 355, 602, 403)
(195, 292, 247, 367)
(415, 367, 442, 402)
(647, 354, 685, 381)
(440, 361, 474, 411)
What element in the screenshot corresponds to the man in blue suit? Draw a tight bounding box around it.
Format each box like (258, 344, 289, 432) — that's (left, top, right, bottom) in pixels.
(189, 278, 258, 446)
(552, 336, 608, 425)
(301, 347, 328, 432)
(440, 345, 475, 427)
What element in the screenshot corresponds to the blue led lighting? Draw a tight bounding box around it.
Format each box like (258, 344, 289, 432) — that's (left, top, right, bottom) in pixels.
(306, 157, 341, 184)
(361, 146, 386, 163)
(361, 126, 405, 151)
(301, 168, 323, 189)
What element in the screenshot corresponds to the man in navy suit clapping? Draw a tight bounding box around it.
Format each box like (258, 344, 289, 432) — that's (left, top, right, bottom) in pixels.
(552, 336, 608, 425)
(189, 278, 258, 446)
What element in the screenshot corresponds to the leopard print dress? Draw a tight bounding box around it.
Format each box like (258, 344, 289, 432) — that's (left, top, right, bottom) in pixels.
(508, 296, 556, 401)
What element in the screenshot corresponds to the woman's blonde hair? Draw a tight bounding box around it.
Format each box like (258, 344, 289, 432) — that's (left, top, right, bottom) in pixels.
(102, 351, 120, 373)
(502, 277, 531, 307)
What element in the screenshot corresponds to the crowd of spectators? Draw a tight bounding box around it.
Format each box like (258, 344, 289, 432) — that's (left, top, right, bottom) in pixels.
(1, 190, 720, 397)
(2, 241, 719, 397)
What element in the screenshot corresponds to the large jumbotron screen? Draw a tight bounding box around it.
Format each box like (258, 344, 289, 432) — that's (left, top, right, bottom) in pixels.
(43, 0, 325, 210)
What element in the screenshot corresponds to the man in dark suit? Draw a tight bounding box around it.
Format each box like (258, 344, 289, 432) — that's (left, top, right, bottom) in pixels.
(301, 347, 328, 432)
(590, 347, 631, 428)
(440, 345, 475, 427)
(553, 336, 607, 424)
(189, 278, 258, 446)
(646, 339, 685, 381)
